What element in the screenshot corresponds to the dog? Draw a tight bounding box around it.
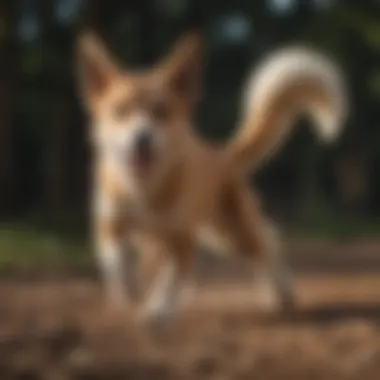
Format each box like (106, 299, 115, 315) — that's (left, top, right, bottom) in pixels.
(76, 31, 346, 326)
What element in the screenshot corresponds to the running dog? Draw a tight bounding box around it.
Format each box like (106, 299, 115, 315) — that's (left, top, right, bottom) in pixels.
(76, 31, 346, 326)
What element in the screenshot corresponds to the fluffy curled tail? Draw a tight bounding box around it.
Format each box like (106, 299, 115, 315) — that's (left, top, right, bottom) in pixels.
(227, 46, 347, 173)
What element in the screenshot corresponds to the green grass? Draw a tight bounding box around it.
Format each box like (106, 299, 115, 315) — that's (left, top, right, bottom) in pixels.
(286, 208, 380, 240)
(0, 222, 92, 267)
(0, 212, 379, 267)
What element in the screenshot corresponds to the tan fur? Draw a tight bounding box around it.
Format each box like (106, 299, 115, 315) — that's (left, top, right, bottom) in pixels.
(77, 32, 347, 326)
(229, 47, 346, 172)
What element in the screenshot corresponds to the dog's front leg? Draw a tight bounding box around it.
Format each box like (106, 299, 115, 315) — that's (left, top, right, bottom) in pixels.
(139, 234, 195, 328)
(93, 215, 127, 305)
(92, 192, 139, 305)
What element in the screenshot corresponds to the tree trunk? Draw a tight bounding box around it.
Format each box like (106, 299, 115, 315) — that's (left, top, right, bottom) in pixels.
(0, 2, 17, 217)
(37, 0, 70, 219)
(45, 92, 71, 215)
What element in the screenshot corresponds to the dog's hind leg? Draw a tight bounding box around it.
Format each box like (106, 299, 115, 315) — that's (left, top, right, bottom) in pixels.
(226, 183, 295, 312)
(252, 221, 295, 312)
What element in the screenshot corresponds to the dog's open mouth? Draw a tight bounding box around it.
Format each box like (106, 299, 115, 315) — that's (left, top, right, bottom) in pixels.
(131, 144, 154, 176)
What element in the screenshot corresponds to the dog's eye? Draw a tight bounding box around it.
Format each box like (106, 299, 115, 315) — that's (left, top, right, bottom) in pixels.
(151, 102, 170, 121)
(113, 101, 130, 120)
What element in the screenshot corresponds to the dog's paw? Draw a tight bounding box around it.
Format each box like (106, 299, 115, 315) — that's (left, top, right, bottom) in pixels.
(140, 299, 174, 325)
(256, 286, 296, 315)
(278, 290, 297, 316)
(136, 303, 175, 343)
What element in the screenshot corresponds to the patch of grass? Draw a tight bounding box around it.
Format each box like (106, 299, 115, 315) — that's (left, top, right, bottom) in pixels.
(0, 222, 92, 267)
(286, 211, 380, 240)
(0, 211, 380, 268)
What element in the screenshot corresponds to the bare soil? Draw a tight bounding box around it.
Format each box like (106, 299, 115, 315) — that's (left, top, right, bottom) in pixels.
(1, 241, 380, 380)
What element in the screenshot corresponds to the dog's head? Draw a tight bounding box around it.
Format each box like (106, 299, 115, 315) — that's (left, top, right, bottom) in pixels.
(76, 31, 202, 188)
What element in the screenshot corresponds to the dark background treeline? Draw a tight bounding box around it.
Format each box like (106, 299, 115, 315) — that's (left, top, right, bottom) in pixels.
(0, 0, 379, 238)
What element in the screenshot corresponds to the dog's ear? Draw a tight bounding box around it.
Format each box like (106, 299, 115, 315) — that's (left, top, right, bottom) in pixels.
(76, 31, 119, 109)
(158, 32, 202, 106)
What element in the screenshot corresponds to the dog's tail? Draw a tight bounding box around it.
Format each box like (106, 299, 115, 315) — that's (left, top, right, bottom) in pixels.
(227, 47, 347, 173)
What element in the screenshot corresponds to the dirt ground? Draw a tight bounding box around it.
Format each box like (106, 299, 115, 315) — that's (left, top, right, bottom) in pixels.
(1, 241, 380, 380)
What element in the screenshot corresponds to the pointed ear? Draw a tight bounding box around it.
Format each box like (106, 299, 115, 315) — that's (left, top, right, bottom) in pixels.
(158, 32, 202, 106)
(76, 31, 119, 109)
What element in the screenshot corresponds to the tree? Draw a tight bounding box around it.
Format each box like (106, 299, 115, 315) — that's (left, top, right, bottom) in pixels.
(0, 1, 17, 216)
